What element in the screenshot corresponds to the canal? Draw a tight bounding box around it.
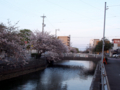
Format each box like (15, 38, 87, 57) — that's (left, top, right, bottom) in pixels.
(0, 60, 97, 90)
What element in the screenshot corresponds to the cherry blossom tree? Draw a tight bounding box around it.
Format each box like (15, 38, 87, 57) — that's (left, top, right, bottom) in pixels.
(0, 23, 27, 65)
(30, 31, 68, 61)
(69, 47, 77, 53)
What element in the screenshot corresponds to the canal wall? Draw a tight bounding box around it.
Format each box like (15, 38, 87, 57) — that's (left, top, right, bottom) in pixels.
(0, 58, 47, 81)
(0, 56, 101, 82)
(90, 62, 101, 90)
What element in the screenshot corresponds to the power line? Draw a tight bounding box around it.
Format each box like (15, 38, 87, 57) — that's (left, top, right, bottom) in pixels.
(78, 0, 120, 19)
(2, 0, 120, 32)
(108, 5, 120, 7)
(46, 18, 56, 29)
(3, 0, 40, 18)
(45, 0, 103, 22)
(71, 36, 120, 38)
(79, 0, 102, 10)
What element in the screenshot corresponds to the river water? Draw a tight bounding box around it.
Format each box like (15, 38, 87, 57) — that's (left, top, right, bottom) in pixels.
(0, 60, 97, 90)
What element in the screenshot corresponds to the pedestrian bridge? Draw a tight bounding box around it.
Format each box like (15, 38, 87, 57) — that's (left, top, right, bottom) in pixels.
(60, 53, 101, 61)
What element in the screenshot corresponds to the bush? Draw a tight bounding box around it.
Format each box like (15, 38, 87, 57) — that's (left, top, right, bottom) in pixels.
(31, 53, 41, 59)
(31, 53, 38, 57)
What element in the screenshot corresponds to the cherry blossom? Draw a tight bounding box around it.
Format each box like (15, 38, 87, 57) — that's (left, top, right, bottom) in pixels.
(0, 23, 27, 65)
(30, 31, 68, 61)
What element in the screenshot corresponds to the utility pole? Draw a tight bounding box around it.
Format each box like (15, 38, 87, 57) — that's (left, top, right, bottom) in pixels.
(55, 29, 59, 38)
(41, 15, 46, 34)
(69, 35, 71, 49)
(101, 2, 107, 90)
(101, 2, 107, 64)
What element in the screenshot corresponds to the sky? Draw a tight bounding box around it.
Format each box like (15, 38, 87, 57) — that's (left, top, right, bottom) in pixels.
(0, 0, 120, 51)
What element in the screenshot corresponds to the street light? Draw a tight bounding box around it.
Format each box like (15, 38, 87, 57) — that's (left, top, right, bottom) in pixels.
(101, 2, 107, 63)
(101, 2, 108, 90)
(55, 29, 60, 38)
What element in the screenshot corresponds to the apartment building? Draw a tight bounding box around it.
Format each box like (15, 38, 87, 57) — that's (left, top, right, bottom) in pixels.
(57, 36, 70, 47)
(112, 39, 120, 50)
(90, 39, 100, 47)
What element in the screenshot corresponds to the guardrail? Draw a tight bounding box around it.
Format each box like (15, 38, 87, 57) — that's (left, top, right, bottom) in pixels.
(101, 63, 111, 90)
(62, 53, 102, 58)
(90, 61, 111, 90)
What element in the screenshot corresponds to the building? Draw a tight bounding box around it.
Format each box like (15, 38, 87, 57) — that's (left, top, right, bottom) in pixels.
(112, 39, 120, 50)
(57, 36, 70, 47)
(90, 39, 100, 47)
(89, 39, 100, 54)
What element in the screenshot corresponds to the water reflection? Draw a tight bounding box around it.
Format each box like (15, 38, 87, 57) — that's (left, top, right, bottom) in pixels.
(0, 60, 96, 90)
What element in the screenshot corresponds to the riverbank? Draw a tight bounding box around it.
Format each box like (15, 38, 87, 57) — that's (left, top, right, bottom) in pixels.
(0, 57, 100, 82)
(0, 58, 47, 81)
(0, 60, 96, 90)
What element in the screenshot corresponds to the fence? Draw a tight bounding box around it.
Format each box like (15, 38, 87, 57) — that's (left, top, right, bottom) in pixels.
(101, 63, 111, 90)
(90, 61, 111, 90)
(62, 53, 101, 58)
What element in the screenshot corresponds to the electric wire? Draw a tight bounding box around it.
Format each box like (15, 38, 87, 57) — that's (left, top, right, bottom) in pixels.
(45, 0, 104, 22)
(1, 0, 120, 34)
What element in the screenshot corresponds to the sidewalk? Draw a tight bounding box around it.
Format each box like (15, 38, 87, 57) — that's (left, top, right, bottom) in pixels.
(105, 58, 120, 90)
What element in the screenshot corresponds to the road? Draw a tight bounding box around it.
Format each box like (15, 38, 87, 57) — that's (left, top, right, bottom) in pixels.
(105, 58, 120, 90)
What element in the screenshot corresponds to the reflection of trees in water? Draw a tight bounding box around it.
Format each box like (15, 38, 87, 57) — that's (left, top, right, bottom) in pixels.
(78, 67, 94, 80)
(78, 62, 96, 80)
(35, 68, 68, 90)
(0, 71, 42, 90)
(0, 61, 97, 90)
(35, 65, 94, 90)
(52, 61, 96, 80)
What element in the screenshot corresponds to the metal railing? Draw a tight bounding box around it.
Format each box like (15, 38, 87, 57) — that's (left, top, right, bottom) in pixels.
(62, 53, 101, 58)
(101, 62, 111, 90)
(90, 61, 111, 90)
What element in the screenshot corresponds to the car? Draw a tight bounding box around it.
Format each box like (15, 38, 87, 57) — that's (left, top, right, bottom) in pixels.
(112, 54, 119, 58)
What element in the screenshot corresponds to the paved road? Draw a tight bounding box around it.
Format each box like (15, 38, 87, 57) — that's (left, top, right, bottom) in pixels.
(105, 58, 120, 90)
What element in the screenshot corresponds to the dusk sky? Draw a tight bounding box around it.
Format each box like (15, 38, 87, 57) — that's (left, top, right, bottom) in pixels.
(1, 0, 120, 50)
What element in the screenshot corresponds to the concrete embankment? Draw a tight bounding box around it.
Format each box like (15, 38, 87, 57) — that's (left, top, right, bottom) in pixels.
(90, 62, 101, 90)
(0, 56, 101, 82)
(0, 58, 47, 81)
